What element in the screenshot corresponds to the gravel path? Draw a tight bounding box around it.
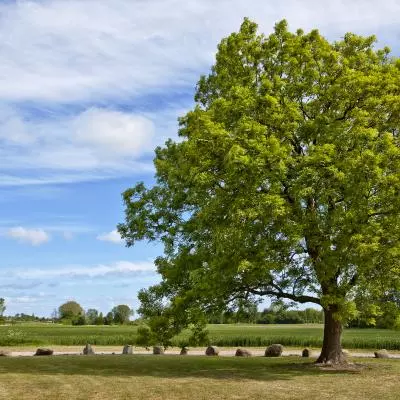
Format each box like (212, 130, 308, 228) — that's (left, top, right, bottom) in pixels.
(5, 348, 400, 359)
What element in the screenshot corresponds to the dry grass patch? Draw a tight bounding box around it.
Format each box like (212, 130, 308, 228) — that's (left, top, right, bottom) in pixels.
(0, 355, 399, 399)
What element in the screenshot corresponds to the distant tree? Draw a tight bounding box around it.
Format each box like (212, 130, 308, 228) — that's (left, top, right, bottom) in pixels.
(104, 311, 114, 325)
(235, 299, 258, 323)
(0, 298, 5, 316)
(72, 314, 86, 325)
(51, 308, 59, 321)
(85, 309, 99, 325)
(95, 312, 104, 325)
(58, 301, 84, 320)
(112, 305, 133, 324)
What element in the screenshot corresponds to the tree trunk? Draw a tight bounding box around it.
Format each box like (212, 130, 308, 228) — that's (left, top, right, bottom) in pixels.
(316, 305, 346, 364)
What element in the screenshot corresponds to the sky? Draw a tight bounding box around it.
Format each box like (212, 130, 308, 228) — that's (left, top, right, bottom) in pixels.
(0, 0, 399, 317)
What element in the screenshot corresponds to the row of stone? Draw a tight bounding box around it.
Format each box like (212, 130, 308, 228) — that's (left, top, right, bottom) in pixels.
(204, 344, 287, 357)
(31, 344, 289, 357)
(7, 345, 393, 358)
(34, 344, 133, 356)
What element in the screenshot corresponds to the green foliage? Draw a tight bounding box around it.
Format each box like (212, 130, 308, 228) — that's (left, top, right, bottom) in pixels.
(135, 325, 153, 349)
(111, 305, 133, 325)
(72, 315, 86, 326)
(58, 301, 84, 320)
(95, 312, 104, 325)
(118, 18, 400, 353)
(85, 309, 99, 325)
(104, 312, 114, 325)
(0, 298, 5, 317)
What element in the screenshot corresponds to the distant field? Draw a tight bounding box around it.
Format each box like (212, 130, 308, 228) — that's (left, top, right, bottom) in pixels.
(0, 323, 399, 349)
(0, 355, 400, 400)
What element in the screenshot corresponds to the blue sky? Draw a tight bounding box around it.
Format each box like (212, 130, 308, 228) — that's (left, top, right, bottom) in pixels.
(0, 0, 399, 316)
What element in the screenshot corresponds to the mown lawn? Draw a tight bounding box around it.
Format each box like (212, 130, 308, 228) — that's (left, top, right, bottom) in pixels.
(0, 355, 399, 400)
(1, 323, 400, 350)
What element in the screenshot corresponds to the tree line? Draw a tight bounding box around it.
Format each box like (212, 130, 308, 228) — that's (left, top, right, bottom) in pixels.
(55, 301, 134, 325)
(0, 296, 398, 329)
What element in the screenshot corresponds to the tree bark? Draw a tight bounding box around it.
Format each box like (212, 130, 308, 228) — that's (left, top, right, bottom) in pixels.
(316, 305, 346, 364)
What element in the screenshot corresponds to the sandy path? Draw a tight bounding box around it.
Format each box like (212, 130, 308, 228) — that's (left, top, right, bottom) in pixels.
(4, 348, 400, 359)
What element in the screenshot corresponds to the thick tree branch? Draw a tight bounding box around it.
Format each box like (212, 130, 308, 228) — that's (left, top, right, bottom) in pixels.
(248, 288, 321, 305)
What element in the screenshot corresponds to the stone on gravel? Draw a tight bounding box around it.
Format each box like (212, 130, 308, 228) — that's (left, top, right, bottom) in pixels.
(374, 349, 390, 358)
(205, 346, 219, 356)
(153, 346, 164, 355)
(83, 344, 95, 355)
(302, 348, 311, 357)
(35, 348, 53, 356)
(0, 350, 11, 357)
(122, 345, 133, 355)
(235, 348, 252, 357)
(180, 347, 188, 355)
(265, 344, 283, 357)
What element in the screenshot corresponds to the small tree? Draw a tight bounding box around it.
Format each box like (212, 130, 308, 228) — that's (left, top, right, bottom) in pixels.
(58, 301, 84, 321)
(95, 312, 104, 325)
(119, 19, 400, 364)
(0, 298, 6, 317)
(85, 309, 99, 325)
(104, 311, 114, 325)
(111, 305, 133, 324)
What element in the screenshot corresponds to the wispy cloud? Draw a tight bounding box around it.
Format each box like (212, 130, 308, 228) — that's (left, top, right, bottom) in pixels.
(97, 229, 123, 244)
(14, 261, 156, 279)
(6, 226, 50, 246)
(0, 282, 42, 291)
(0, 106, 156, 183)
(0, 0, 398, 187)
(0, 0, 398, 104)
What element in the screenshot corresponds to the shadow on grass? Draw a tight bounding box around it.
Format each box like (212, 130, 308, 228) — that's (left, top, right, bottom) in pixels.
(0, 355, 365, 381)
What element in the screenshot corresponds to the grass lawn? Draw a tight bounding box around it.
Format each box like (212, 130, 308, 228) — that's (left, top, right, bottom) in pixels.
(0, 355, 399, 400)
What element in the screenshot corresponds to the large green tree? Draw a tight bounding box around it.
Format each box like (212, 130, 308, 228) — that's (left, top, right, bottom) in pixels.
(118, 19, 400, 363)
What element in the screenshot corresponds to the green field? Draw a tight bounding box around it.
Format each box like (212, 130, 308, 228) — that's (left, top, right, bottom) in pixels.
(1, 323, 399, 350)
(0, 355, 399, 400)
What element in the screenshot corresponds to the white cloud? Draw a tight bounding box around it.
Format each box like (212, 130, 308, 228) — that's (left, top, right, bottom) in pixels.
(15, 261, 156, 279)
(0, 106, 156, 182)
(0, 0, 398, 104)
(97, 229, 123, 244)
(6, 227, 50, 246)
(0, 0, 398, 185)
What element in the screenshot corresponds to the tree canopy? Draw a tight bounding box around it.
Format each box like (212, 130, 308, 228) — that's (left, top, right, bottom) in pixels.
(118, 19, 400, 363)
(58, 301, 84, 320)
(111, 304, 133, 324)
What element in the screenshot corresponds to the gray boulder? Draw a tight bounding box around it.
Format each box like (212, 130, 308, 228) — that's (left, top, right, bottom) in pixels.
(265, 344, 283, 357)
(302, 348, 311, 357)
(0, 350, 11, 357)
(35, 348, 53, 356)
(122, 345, 133, 355)
(374, 349, 390, 358)
(235, 348, 252, 357)
(153, 346, 164, 355)
(83, 344, 95, 355)
(205, 346, 219, 356)
(180, 347, 188, 355)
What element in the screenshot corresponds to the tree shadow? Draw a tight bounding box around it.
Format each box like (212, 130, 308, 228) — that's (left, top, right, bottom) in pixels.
(0, 355, 368, 381)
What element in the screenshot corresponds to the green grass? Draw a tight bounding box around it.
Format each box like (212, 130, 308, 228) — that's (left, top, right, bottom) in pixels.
(0, 354, 399, 399)
(1, 323, 399, 349)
